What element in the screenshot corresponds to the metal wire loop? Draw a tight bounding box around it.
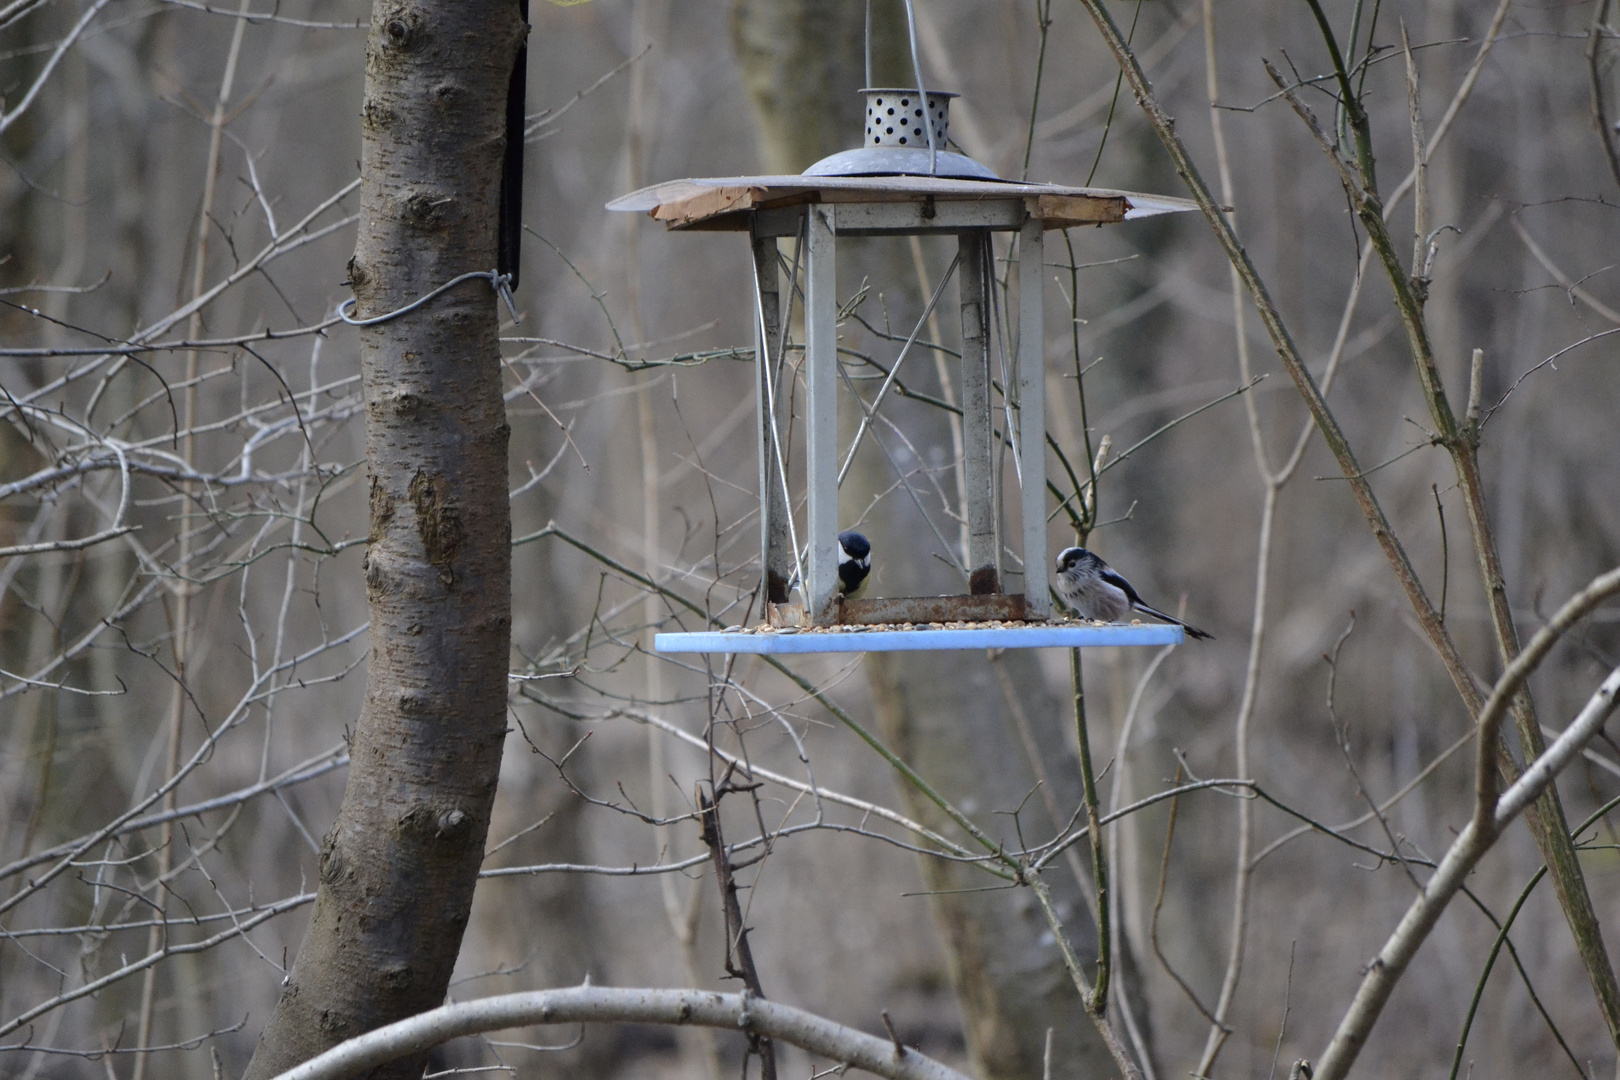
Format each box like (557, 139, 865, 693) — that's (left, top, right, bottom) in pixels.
(337, 268, 520, 327)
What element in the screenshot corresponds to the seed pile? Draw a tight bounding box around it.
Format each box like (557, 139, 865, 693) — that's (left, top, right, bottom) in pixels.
(717, 617, 1133, 634)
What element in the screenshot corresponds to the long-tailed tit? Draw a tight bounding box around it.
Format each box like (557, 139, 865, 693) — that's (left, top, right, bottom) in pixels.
(1054, 546, 1212, 640)
(838, 531, 871, 598)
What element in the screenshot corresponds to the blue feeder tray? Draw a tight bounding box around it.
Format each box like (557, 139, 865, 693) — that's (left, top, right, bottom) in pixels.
(655, 622, 1184, 654)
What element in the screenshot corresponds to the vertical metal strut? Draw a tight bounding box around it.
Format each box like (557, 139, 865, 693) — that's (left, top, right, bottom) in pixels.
(1018, 216, 1048, 618)
(805, 205, 840, 623)
(957, 230, 998, 594)
(751, 228, 794, 606)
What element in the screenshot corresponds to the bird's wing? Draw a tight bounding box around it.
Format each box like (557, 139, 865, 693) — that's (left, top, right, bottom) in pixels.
(1097, 567, 1144, 605)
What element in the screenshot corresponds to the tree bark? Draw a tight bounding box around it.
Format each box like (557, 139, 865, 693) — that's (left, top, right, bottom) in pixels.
(243, 2, 522, 1076)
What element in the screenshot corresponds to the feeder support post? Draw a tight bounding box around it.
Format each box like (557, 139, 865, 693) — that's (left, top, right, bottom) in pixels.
(1018, 216, 1048, 618)
(752, 229, 794, 605)
(958, 230, 998, 594)
(805, 204, 841, 624)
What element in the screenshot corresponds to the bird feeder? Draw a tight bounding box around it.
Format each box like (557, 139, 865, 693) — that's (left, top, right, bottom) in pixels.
(609, 90, 1195, 653)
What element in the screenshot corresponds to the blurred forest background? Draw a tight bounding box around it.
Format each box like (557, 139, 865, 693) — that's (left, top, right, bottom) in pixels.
(3, 0, 1620, 1077)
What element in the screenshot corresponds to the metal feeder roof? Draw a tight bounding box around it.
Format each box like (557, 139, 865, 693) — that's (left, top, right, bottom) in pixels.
(606, 173, 1195, 233)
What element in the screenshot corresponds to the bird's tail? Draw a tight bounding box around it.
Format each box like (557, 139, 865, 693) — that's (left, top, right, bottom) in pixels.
(1135, 603, 1214, 641)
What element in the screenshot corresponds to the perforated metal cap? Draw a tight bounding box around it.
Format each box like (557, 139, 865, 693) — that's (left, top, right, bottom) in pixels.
(803, 88, 998, 180)
(862, 88, 952, 148)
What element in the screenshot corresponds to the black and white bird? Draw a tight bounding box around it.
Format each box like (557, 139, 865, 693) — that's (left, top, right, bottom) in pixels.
(837, 530, 872, 598)
(1054, 546, 1212, 640)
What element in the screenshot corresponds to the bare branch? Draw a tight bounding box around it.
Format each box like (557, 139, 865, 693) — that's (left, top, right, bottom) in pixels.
(1314, 662, 1620, 1080)
(261, 986, 973, 1080)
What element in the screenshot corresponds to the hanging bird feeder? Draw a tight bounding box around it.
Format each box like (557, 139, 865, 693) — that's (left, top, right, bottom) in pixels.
(609, 76, 1195, 653)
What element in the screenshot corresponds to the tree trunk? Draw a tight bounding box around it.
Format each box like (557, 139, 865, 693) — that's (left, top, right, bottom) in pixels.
(243, 3, 522, 1076)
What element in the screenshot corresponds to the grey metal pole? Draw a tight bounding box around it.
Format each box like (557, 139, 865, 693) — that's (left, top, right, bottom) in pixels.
(805, 205, 840, 623)
(752, 230, 794, 606)
(901, 0, 937, 174)
(957, 230, 998, 594)
(864, 0, 873, 90)
(1018, 217, 1049, 618)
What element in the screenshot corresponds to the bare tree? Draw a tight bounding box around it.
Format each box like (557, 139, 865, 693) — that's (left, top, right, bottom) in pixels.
(240, 2, 525, 1076)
